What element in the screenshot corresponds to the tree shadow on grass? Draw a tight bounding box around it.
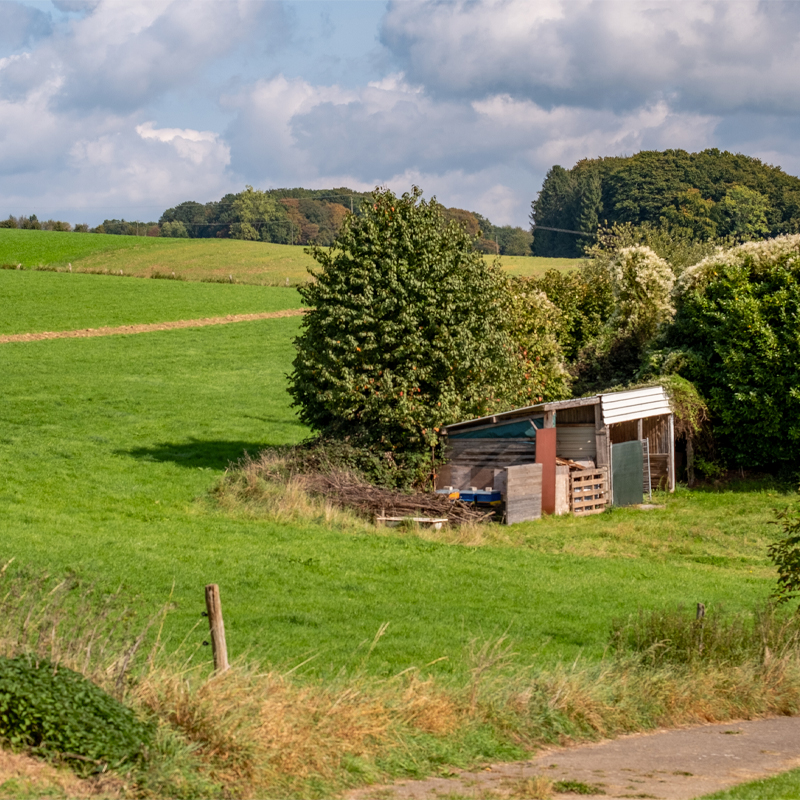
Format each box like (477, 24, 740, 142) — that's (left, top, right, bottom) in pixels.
(118, 438, 281, 470)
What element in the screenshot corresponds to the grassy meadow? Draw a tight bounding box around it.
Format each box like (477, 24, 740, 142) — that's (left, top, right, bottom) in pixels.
(1, 267, 798, 798)
(0, 268, 791, 682)
(0, 269, 301, 335)
(0, 227, 579, 285)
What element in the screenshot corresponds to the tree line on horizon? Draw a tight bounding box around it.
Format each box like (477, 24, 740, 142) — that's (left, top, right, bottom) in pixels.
(0, 187, 533, 256)
(531, 148, 800, 257)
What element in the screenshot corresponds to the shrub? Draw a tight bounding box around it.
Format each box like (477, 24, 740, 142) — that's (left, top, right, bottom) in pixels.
(768, 508, 800, 606)
(531, 263, 613, 361)
(667, 234, 800, 467)
(505, 279, 572, 403)
(289, 186, 525, 452)
(0, 654, 153, 774)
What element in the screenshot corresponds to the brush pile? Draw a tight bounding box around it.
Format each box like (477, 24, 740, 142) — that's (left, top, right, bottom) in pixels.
(300, 470, 492, 524)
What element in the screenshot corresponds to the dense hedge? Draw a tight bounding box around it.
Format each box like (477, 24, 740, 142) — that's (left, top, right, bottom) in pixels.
(665, 235, 800, 468)
(0, 654, 153, 774)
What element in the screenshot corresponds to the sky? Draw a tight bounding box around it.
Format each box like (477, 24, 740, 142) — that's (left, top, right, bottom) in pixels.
(1, 0, 800, 228)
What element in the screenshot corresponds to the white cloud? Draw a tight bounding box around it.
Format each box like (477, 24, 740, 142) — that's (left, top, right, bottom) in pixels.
(221, 72, 719, 225)
(136, 122, 230, 166)
(381, 0, 800, 115)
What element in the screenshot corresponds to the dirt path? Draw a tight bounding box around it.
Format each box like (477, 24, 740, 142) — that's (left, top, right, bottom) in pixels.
(0, 308, 306, 344)
(348, 717, 800, 800)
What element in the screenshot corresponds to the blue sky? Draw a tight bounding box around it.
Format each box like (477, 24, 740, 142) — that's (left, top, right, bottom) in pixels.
(1, 0, 800, 228)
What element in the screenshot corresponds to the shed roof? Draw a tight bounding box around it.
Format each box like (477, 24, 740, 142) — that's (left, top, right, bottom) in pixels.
(442, 385, 671, 434)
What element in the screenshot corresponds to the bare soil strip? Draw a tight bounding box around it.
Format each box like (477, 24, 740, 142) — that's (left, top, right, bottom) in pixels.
(0, 308, 306, 344)
(348, 716, 800, 800)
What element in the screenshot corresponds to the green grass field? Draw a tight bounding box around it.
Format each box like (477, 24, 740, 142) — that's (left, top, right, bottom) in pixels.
(0, 269, 301, 335)
(0, 270, 790, 683)
(0, 228, 579, 285)
(701, 768, 800, 799)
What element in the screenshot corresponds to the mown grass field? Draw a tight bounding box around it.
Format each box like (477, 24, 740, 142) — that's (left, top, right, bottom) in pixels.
(0, 228, 579, 285)
(0, 270, 790, 685)
(0, 269, 301, 335)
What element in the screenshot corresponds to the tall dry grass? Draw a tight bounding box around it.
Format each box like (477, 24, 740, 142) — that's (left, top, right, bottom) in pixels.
(3, 561, 800, 799)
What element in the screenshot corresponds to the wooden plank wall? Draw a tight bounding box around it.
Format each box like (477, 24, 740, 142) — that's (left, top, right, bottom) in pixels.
(440, 439, 536, 490)
(506, 463, 543, 524)
(555, 405, 597, 424)
(445, 439, 536, 467)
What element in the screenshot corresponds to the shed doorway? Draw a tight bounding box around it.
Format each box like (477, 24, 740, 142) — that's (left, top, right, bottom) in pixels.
(611, 441, 644, 506)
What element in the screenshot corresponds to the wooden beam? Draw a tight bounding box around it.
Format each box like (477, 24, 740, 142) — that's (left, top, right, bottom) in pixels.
(205, 584, 230, 673)
(594, 403, 611, 501)
(668, 413, 676, 493)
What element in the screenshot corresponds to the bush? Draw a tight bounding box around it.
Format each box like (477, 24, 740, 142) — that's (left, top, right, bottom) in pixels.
(768, 508, 800, 606)
(0, 654, 153, 774)
(666, 235, 800, 468)
(531, 263, 613, 361)
(505, 279, 572, 403)
(289, 186, 525, 452)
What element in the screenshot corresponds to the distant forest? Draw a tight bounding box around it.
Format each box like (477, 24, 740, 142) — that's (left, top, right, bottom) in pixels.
(531, 149, 800, 257)
(156, 186, 532, 255)
(1, 187, 532, 255)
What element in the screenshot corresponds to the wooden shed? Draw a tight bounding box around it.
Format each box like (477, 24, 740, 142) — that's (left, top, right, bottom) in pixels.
(437, 386, 675, 523)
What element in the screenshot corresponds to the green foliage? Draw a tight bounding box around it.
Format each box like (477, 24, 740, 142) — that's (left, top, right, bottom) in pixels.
(531, 149, 800, 257)
(587, 220, 723, 273)
(660, 188, 718, 240)
(714, 185, 770, 242)
(505, 279, 573, 402)
(95, 219, 157, 237)
(564, 247, 675, 394)
(531, 165, 580, 257)
(665, 235, 800, 467)
(230, 185, 284, 241)
(576, 168, 603, 235)
(160, 220, 189, 238)
(531, 262, 613, 361)
(607, 246, 675, 346)
(289, 186, 525, 451)
(767, 508, 800, 606)
(0, 654, 152, 774)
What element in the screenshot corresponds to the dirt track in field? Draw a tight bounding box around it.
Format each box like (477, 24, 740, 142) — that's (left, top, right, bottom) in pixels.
(0, 308, 306, 344)
(347, 716, 800, 800)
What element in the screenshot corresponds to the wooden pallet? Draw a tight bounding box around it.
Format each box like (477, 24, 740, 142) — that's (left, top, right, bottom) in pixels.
(570, 467, 609, 516)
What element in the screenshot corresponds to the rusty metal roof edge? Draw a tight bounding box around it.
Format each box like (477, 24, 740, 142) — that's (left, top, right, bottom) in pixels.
(442, 395, 601, 432)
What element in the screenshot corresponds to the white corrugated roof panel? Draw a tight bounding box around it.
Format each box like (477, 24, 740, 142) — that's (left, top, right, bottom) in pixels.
(601, 386, 671, 425)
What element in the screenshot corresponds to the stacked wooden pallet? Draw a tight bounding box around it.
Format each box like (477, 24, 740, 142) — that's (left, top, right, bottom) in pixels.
(570, 467, 609, 516)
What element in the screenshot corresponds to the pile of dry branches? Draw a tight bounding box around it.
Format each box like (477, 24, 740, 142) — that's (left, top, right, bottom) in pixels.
(300, 471, 493, 524)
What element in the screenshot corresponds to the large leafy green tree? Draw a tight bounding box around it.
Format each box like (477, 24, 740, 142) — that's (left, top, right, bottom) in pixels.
(289, 187, 528, 451)
(664, 235, 800, 467)
(531, 149, 800, 256)
(531, 165, 578, 257)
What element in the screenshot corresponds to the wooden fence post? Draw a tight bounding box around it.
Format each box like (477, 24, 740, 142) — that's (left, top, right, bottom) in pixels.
(205, 584, 229, 673)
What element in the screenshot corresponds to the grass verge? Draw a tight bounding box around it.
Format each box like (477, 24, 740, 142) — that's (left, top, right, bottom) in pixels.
(3, 564, 800, 799)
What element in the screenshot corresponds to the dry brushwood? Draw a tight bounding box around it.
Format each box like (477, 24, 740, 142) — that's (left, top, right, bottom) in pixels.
(300, 471, 493, 524)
